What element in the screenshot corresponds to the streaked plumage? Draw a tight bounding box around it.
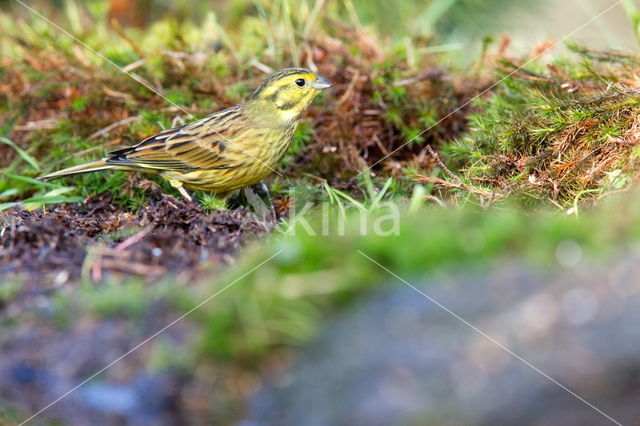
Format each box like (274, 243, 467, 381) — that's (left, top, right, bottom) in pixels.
(39, 68, 332, 200)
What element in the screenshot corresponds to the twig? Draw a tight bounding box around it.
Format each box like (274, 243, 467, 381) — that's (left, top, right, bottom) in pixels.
(122, 58, 147, 73)
(425, 194, 446, 208)
(14, 119, 59, 131)
(99, 259, 165, 276)
(88, 116, 142, 140)
(103, 86, 135, 101)
(110, 19, 146, 59)
(424, 145, 470, 191)
(304, 44, 318, 72)
(393, 69, 444, 87)
(413, 174, 497, 199)
(250, 59, 273, 74)
(115, 226, 153, 251)
(302, 172, 327, 183)
(337, 70, 360, 105)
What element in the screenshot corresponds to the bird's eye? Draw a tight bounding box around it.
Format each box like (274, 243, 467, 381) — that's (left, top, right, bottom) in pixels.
(295, 78, 306, 87)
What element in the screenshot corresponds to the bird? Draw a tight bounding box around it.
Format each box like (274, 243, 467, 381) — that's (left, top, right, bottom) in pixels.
(38, 68, 332, 202)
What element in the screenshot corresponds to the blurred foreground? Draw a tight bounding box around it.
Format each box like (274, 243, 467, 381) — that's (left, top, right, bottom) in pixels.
(250, 262, 638, 425)
(3, 195, 640, 424)
(3, 249, 640, 424)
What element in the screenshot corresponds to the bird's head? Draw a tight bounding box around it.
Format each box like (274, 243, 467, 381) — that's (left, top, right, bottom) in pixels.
(247, 68, 332, 125)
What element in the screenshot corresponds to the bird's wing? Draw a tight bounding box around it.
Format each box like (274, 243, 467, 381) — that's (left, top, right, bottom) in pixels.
(106, 106, 244, 172)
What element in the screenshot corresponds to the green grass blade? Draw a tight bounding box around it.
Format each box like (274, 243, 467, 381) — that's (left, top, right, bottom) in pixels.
(0, 189, 20, 200)
(331, 187, 366, 212)
(22, 195, 83, 204)
(22, 195, 84, 210)
(41, 187, 76, 197)
(1, 172, 60, 188)
(409, 185, 426, 213)
(0, 136, 40, 171)
(0, 202, 19, 211)
(621, 0, 640, 43)
(369, 178, 393, 211)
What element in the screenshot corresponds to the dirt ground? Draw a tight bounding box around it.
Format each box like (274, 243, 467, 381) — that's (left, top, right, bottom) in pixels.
(0, 191, 270, 308)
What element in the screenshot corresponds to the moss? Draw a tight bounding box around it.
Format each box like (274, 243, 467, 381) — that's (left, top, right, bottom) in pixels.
(441, 47, 640, 207)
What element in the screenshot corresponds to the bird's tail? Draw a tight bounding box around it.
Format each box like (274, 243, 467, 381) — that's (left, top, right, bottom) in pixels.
(37, 159, 114, 181)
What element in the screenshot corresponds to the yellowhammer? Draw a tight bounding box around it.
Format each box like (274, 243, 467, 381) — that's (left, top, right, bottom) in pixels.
(39, 68, 332, 201)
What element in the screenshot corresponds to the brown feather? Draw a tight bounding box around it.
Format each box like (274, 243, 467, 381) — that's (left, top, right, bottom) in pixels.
(105, 105, 242, 173)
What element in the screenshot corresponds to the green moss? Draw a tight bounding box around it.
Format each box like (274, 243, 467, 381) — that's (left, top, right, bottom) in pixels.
(442, 48, 640, 207)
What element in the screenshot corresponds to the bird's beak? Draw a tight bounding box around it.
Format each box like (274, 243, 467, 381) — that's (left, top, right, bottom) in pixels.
(312, 76, 332, 89)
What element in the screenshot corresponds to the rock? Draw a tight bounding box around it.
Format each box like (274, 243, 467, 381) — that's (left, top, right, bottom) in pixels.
(248, 260, 640, 425)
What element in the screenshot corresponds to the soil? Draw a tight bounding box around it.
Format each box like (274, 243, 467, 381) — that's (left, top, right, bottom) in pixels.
(0, 191, 270, 308)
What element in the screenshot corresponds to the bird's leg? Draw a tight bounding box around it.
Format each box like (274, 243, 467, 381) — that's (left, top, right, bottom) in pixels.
(175, 186, 193, 203)
(257, 181, 276, 221)
(169, 179, 193, 203)
(258, 182, 273, 206)
(242, 183, 276, 221)
(178, 186, 193, 203)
